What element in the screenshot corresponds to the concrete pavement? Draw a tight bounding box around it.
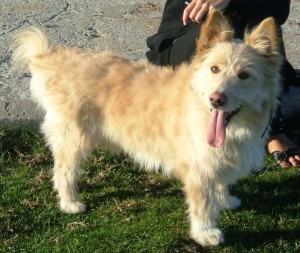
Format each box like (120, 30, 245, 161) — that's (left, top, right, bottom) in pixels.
(0, 0, 299, 125)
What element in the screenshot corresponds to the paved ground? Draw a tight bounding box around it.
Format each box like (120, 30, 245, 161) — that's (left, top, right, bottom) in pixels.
(0, 0, 299, 125)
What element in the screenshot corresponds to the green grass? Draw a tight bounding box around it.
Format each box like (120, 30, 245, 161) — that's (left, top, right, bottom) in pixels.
(1, 125, 300, 253)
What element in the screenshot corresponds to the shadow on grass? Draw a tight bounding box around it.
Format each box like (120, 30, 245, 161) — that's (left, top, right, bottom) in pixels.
(80, 165, 300, 249)
(233, 170, 300, 215)
(224, 170, 300, 249)
(225, 228, 300, 249)
(84, 180, 183, 210)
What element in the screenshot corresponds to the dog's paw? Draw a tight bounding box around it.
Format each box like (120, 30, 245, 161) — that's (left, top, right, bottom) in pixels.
(191, 228, 224, 246)
(60, 201, 86, 214)
(227, 196, 241, 210)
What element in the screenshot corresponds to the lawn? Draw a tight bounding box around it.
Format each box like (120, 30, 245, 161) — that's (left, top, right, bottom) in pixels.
(1, 126, 300, 253)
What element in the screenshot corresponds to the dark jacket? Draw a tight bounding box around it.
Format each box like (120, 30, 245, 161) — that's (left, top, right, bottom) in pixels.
(146, 0, 291, 64)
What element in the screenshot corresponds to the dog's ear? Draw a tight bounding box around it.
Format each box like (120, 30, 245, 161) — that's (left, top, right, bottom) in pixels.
(245, 17, 280, 61)
(196, 10, 233, 53)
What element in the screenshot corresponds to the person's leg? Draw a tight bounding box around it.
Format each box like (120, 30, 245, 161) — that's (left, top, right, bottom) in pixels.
(268, 102, 300, 168)
(267, 31, 300, 168)
(268, 134, 300, 167)
(168, 24, 200, 67)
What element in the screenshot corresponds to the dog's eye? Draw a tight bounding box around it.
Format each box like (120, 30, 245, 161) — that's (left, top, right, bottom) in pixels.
(237, 72, 249, 80)
(211, 66, 220, 74)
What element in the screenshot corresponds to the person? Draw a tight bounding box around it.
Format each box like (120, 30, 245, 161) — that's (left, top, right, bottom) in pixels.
(146, 0, 300, 168)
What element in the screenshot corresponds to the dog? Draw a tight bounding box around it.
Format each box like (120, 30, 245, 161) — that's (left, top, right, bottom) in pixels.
(12, 10, 281, 246)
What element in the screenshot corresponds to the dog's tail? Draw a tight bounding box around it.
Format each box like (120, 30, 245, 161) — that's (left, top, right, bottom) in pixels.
(11, 27, 49, 69)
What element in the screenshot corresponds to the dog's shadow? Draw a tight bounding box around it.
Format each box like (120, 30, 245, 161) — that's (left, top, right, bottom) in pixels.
(81, 168, 183, 213)
(172, 169, 300, 251)
(81, 165, 300, 250)
(224, 169, 300, 248)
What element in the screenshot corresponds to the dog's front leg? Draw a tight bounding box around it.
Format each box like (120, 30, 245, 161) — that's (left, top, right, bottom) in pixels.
(215, 182, 241, 211)
(183, 177, 224, 246)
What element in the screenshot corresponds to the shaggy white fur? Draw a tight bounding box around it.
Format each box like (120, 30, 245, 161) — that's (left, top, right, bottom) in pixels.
(12, 10, 282, 246)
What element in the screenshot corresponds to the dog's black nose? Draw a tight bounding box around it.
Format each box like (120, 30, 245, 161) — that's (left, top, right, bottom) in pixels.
(209, 92, 227, 108)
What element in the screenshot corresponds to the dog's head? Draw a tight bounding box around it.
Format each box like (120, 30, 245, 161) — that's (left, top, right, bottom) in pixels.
(190, 10, 282, 147)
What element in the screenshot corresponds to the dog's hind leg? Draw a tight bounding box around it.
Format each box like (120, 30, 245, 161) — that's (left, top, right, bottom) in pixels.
(42, 113, 93, 214)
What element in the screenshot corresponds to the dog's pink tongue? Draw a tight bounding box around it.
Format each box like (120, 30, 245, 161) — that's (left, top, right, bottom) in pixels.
(207, 109, 227, 147)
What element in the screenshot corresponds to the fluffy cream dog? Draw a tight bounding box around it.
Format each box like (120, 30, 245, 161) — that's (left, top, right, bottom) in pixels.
(12, 10, 281, 246)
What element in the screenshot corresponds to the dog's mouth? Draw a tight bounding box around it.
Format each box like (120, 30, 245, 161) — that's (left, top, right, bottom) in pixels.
(207, 106, 241, 148)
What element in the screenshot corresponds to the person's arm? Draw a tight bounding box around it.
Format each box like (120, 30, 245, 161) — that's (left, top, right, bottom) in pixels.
(183, 0, 231, 25)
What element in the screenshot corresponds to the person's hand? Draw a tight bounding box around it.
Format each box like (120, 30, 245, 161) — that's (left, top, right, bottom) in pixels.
(183, 0, 231, 25)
